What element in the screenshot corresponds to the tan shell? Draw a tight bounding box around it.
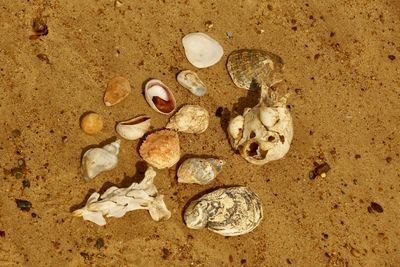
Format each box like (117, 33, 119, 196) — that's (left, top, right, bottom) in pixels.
(144, 79, 176, 115)
(104, 76, 131, 106)
(227, 49, 284, 90)
(116, 115, 151, 140)
(177, 70, 207, 96)
(166, 105, 209, 134)
(80, 112, 103, 135)
(139, 130, 180, 169)
(177, 158, 224, 184)
(184, 187, 263, 236)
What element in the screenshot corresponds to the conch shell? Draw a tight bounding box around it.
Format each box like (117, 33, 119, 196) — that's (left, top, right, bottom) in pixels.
(144, 79, 176, 115)
(73, 166, 171, 226)
(81, 140, 121, 181)
(116, 115, 151, 140)
(177, 158, 224, 185)
(166, 105, 209, 134)
(177, 70, 207, 96)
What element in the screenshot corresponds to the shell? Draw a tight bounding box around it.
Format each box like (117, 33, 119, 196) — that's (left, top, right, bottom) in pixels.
(104, 76, 131, 106)
(81, 140, 121, 181)
(116, 115, 151, 140)
(177, 70, 207, 96)
(177, 158, 225, 185)
(184, 187, 263, 236)
(182, 32, 224, 68)
(144, 79, 176, 115)
(80, 112, 103, 135)
(166, 105, 209, 134)
(227, 49, 284, 90)
(139, 130, 180, 169)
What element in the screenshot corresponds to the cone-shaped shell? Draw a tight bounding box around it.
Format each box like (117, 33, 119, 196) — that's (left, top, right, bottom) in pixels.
(116, 116, 151, 140)
(144, 79, 176, 115)
(166, 105, 209, 134)
(104, 76, 131, 106)
(177, 158, 224, 185)
(177, 70, 207, 96)
(139, 130, 180, 169)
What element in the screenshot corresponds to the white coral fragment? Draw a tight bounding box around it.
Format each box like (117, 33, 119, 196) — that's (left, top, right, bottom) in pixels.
(73, 167, 171, 225)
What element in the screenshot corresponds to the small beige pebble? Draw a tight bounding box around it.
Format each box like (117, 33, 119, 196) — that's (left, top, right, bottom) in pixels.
(80, 112, 103, 135)
(350, 248, 361, 258)
(321, 173, 327, 178)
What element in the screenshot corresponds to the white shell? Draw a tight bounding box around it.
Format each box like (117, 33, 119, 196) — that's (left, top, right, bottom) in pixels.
(73, 166, 171, 225)
(177, 70, 207, 96)
(177, 158, 224, 185)
(81, 140, 121, 181)
(184, 187, 263, 236)
(182, 32, 224, 68)
(227, 115, 244, 143)
(166, 105, 209, 134)
(116, 116, 151, 140)
(144, 79, 176, 115)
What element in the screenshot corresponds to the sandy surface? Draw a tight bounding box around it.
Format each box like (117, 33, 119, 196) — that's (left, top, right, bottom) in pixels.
(1, 0, 399, 266)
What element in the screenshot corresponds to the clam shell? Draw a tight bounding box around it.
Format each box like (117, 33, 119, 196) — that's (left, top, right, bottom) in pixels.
(116, 116, 151, 140)
(104, 76, 131, 106)
(227, 49, 284, 90)
(139, 130, 180, 169)
(177, 70, 207, 96)
(81, 140, 121, 181)
(177, 158, 224, 185)
(166, 105, 209, 134)
(182, 32, 224, 68)
(184, 187, 263, 236)
(144, 79, 176, 115)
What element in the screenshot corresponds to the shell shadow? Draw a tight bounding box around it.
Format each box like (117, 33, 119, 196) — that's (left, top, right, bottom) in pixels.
(80, 136, 118, 161)
(69, 189, 96, 212)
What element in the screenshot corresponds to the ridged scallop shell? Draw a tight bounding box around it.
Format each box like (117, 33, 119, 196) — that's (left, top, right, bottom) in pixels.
(184, 187, 263, 236)
(116, 115, 151, 141)
(227, 49, 284, 90)
(139, 130, 180, 169)
(144, 79, 176, 115)
(177, 158, 224, 185)
(177, 70, 207, 96)
(166, 105, 209, 134)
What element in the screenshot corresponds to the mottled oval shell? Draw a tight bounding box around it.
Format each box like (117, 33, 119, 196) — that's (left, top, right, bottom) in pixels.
(227, 49, 284, 90)
(184, 187, 263, 236)
(166, 105, 209, 134)
(177, 158, 224, 185)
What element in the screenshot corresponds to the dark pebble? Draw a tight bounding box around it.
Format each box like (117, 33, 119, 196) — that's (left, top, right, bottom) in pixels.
(215, 107, 223, 117)
(354, 154, 361, 159)
(314, 162, 331, 175)
(308, 171, 316, 180)
(15, 199, 32, 212)
(241, 259, 247, 264)
(32, 17, 48, 36)
(388, 55, 396, 60)
(161, 248, 171, 259)
(22, 180, 30, 188)
(11, 129, 21, 138)
(0, 230, 5, 237)
(37, 54, 50, 64)
(95, 238, 105, 249)
(11, 167, 24, 179)
(370, 202, 384, 213)
(385, 157, 392, 163)
(80, 252, 90, 260)
(18, 159, 26, 169)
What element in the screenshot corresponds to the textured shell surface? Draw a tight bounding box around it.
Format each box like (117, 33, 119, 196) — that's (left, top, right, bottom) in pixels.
(144, 79, 176, 115)
(104, 76, 131, 106)
(139, 130, 180, 169)
(177, 70, 207, 96)
(177, 158, 224, 185)
(166, 105, 209, 134)
(184, 187, 263, 236)
(116, 115, 151, 140)
(227, 49, 284, 90)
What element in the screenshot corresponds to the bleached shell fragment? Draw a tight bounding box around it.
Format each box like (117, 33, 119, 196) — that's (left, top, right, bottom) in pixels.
(166, 105, 209, 134)
(139, 130, 180, 169)
(182, 32, 224, 68)
(104, 76, 131, 106)
(177, 70, 207, 96)
(81, 140, 121, 181)
(183, 187, 263, 236)
(177, 158, 224, 185)
(116, 116, 151, 140)
(144, 79, 177, 115)
(73, 166, 171, 225)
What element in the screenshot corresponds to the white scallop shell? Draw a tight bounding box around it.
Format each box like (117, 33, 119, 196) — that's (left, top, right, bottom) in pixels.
(177, 70, 207, 96)
(144, 79, 176, 115)
(182, 32, 224, 68)
(184, 187, 263, 236)
(177, 158, 224, 185)
(166, 105, 209, 134)
(81, 140, 121, 181)
(116, 116, 151, 141)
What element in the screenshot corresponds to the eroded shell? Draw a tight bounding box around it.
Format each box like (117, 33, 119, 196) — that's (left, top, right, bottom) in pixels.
(116, 116, 151, 140)
(139, 130, 180, 169)
(177, 158, 224, 185)
(184, 187, 263, 236)
(166, 105, 209, 134)
(104, 76, 131, 106)
(227, 49, 284, 90)
(81, 140, 121, 181)
(144, 79, 176, 115)
(177, 70, 207, 96)
(182, 32, 224, 68)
